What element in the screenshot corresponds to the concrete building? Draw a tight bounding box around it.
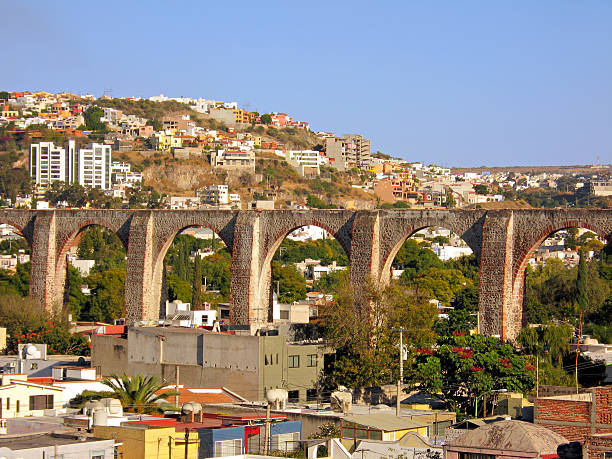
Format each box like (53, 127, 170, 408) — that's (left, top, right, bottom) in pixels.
(0, 432, 115, 459)
(29, 140, 76, 187)
(91, 327, 333, 401)
(76, 143, 112, 190)
(198, 184, 230, 205)
(340, 413, 429, 450)
(287, 150, 325, 177)
(325, 134, 371, 171)
(210, 149, 256, 173)
(590, 180, 612, 197)
(0, 374, 64, 434)
(164, 300, 217, 327)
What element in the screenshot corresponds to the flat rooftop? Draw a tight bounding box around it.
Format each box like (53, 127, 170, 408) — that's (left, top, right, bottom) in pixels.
(0, 433, 110, 450)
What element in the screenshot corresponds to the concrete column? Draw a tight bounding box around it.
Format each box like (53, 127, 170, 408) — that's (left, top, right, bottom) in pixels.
(229, 212, 262, 326)
(125, 211, 155, 324)
(29, 211, 61, 311)
(478, 211, 518, 341)
(348, 211, 380, 315)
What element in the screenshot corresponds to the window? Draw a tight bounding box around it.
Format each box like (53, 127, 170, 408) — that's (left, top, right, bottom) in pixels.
(271, 432, 300, 452)
(288, 355, 299, 368)
(16, 400, 19, 413)
(306, 354, 317, 367)
(306, 389, 317, 401)
(91, 451, 105, 459)
(287, 390, 300, 403)
(5, 398, 9, 410)
(214, 438, 242, 457)
(29, 394, 53, 410)
(30, 363, 38, 370)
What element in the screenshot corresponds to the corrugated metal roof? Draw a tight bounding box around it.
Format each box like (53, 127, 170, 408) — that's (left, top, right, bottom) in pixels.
(343, 413, 428, 432)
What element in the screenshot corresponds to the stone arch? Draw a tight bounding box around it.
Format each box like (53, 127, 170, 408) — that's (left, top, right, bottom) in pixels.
(255, 213, 354, 324)
(377, 210, 485, 284)
(0, 210, 37, 246)
(148, 211, 237, 320)
(511, 218, 612, 326)
(151, 223, 233, 318)
(54, 220, 130, 315)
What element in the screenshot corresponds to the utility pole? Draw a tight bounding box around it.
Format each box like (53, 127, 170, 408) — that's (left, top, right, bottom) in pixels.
(184, 428, 190, 459)
(175, 365, 180, 408)
(392, 328, 408, 416)
(575, 309, 583, 394)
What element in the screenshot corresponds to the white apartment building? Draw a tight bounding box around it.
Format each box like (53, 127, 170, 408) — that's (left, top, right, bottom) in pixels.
(111, 161, 131, 174)
(198, 184, 229, 205)
(29, 141, 76, 187)
(76, 143, 112, 189)
(287, 150, 327, 176)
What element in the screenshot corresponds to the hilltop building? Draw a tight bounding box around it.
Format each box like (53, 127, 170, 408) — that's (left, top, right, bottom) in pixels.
(325, 134, 372, 171)
(29, 140, 77, 187)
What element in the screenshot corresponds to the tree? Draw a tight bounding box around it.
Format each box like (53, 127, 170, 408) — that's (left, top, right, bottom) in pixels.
(84, 268, 125, 323)
(102, 373, 178, 414)
(474, 184, 489, 195)
(321, 279, 437, 389)
(576, 250, 589, 312)
(0, 294, 90, 355)
(445, 189, 456, 208)
(271, 261, 307, 303)
(83, 106, 108, 132)
(192, 254, 202, 308)
(415, 334, 535, 414)
(260, 113, 272, 125)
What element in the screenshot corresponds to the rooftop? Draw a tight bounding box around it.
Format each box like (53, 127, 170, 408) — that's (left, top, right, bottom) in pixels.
(448, 420, 568, 454)
(343, 413, 429, 431)
(0, 433, 110, 450)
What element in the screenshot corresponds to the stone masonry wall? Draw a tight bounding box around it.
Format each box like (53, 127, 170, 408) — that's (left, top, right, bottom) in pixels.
(0, 209, 609, 338)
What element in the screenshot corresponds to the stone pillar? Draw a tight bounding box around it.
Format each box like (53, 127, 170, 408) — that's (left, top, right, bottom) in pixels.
(29, 211, 61, 311)
(229, 212, 262, 326)
(125, 211, 155, 324)
(348, 211, 380, 314)
(478, 211, 518, 341)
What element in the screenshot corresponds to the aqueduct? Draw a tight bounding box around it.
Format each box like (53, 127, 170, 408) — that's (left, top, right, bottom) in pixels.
(1, 208, 610, 341)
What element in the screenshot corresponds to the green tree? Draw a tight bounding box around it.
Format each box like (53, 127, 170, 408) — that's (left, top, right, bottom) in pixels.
(192, 254, 202, 308)
(102, 373, 178, 414)
(415, 334, 535, 414)
(84, 268, 125, 323)
(474, 184, 489, 195)
(83, 106, 108, 132)
(260, 113, 272, 125)
(167, 274, 192, 302)
(576, 250, 589, 312)
(271, 261, 307, 303)
(321, 279, 437, 389)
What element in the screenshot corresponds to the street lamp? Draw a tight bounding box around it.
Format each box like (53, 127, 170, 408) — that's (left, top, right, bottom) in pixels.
(474, 389, 507, 418)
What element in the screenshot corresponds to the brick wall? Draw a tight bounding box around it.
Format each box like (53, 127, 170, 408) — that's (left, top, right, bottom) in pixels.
(535, 387, 612, 444)
(584, 434, 612, 459)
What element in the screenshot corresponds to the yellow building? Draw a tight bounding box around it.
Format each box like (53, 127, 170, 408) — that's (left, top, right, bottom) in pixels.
(94, 424, 199, 459)
(340, 413, 429, 450)
(0, 374, 64, 434)
(152, 133, 182, 152)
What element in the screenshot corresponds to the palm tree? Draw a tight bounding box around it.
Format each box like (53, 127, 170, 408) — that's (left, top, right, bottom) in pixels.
(101, 373, 179, 414)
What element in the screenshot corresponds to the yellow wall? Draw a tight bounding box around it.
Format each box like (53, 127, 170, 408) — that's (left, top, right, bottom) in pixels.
(0, 382, 63, 433)
(94, 425, 199, 459)
(383, 426, 428, 441)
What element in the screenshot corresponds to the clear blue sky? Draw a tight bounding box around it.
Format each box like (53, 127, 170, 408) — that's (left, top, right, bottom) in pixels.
(4, 1, 612, 167)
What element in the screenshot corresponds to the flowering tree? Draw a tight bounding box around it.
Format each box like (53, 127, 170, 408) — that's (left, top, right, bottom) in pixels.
(414, 333, 535, 415)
